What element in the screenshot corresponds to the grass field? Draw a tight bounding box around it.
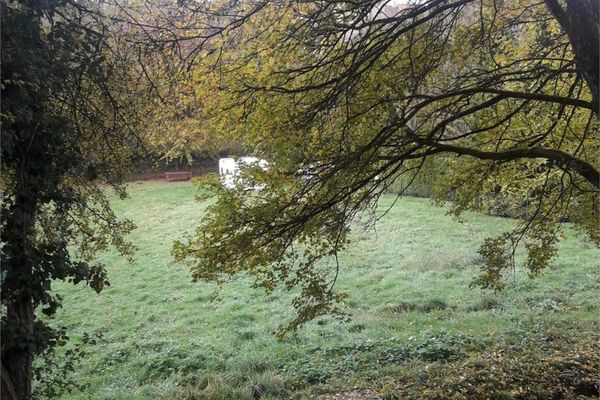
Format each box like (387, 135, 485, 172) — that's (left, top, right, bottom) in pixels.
(47, 181, 600, 399)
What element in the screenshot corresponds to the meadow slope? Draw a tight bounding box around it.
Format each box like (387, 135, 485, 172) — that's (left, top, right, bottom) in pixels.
(47, 181, 600, 399)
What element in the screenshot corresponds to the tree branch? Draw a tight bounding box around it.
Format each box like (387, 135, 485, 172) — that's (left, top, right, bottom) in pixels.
(422, 142, 600, 189)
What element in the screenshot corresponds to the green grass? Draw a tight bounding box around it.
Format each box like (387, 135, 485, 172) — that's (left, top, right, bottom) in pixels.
(46, 181, 600, 399)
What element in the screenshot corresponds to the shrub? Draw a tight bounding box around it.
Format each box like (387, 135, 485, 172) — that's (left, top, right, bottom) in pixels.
(386, 175, 433, 198)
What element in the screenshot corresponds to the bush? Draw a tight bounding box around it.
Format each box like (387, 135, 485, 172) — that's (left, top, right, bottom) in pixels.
(386, 175, 433, 198)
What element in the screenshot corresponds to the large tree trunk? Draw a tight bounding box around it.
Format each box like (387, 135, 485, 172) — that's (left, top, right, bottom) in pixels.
(1, 298, 34, 400)
(1, 164, 37, 400)
(546, 0, 599, 112)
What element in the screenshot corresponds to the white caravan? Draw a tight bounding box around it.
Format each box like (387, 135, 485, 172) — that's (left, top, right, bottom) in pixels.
(218, 157, 268, 189)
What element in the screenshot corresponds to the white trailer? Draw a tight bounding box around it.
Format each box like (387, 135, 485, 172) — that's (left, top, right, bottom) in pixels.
(218, 157, 268, 189)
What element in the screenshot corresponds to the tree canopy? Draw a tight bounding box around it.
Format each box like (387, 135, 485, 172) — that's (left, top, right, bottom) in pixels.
(172, 0, 599, 334)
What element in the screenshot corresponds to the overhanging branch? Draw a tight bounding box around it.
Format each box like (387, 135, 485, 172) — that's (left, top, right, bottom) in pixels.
(423, 142, 600, 189)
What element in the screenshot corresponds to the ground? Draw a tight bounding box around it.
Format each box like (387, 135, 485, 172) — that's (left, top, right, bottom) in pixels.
(44, 181, 599, 399)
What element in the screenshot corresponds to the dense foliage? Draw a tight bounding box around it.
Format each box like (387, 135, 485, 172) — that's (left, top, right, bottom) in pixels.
(1, 1, 141, 398)
(173, 0, 599, 333)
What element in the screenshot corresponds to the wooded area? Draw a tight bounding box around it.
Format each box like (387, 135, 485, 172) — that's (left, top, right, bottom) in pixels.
(1, 1, 598, 399)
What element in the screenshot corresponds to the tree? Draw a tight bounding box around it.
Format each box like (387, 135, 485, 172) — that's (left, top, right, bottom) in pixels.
(173, 0, 599, 334)
(140, 57, 240, 164)
(1, 1, 144, 398)
(93, 0, 244, 168)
